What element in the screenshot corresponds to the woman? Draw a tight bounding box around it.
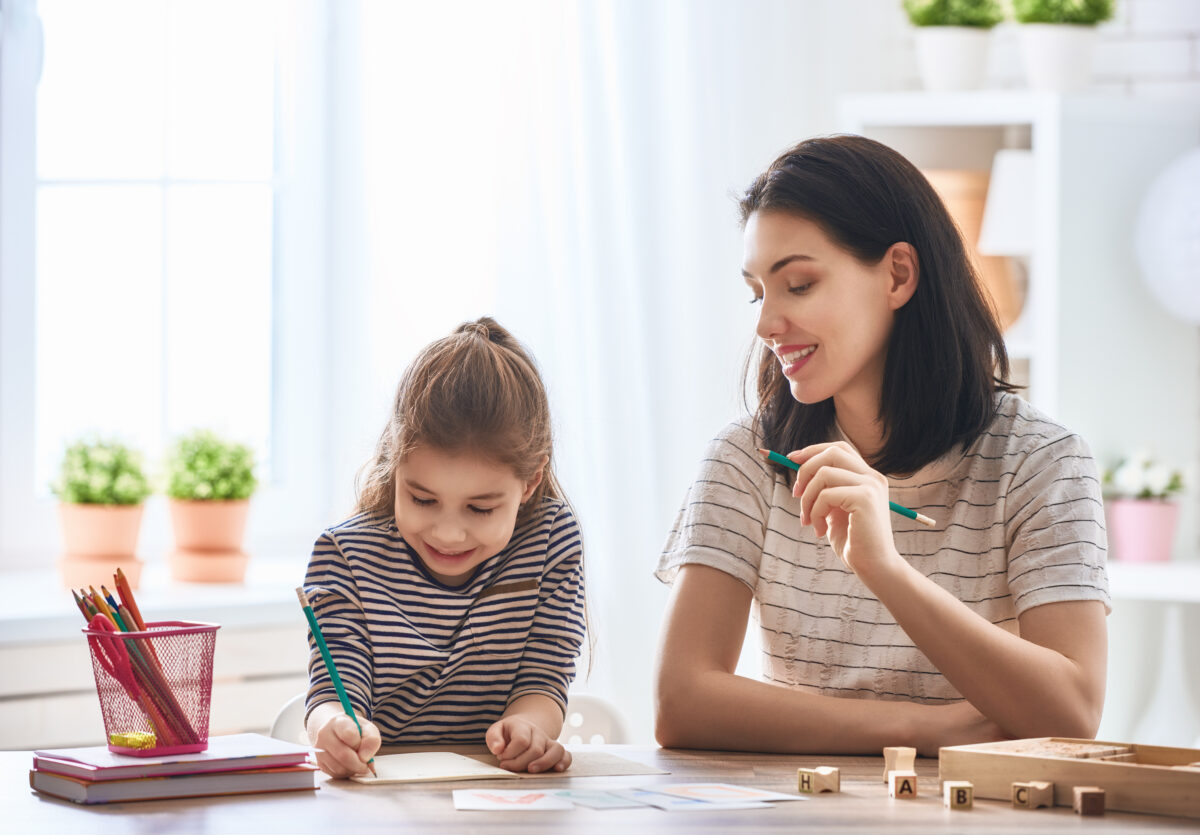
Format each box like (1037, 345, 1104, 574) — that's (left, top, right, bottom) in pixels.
(653, 135, 1108, 755)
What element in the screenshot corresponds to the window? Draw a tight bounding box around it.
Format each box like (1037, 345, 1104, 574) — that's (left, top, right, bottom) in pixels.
(1, 0, 329, 565)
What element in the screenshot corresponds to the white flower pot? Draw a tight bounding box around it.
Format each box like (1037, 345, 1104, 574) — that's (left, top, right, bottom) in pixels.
(1019, 23, 1097, 92)
(913, 27, 990, 92)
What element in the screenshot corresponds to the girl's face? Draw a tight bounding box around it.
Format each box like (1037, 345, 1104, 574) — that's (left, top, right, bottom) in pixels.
(742, 210, 916, 410)
(393, 446, 542, 586)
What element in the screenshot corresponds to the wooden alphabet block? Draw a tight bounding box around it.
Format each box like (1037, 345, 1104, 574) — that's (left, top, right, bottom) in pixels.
(1011, 780, 1054, 809)
(942, 780, 973, 809)
(888, 769, 918, 799)
(882, 746, 916, 782)
(1073, 785, 1105, 816)
(797, 766, 840, 794)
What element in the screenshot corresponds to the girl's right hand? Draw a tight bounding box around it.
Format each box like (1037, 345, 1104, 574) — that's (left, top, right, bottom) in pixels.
(310, 710, 381, 778)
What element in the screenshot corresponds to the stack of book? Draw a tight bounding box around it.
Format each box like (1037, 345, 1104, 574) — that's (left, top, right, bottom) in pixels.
(29, 733, 318, 804)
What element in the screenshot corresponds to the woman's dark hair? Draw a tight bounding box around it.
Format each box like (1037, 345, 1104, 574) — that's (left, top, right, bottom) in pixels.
(739, 134, 1014, 476)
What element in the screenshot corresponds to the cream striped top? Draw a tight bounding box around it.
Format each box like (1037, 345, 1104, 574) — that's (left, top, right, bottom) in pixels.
(655, 393, 1110, 703)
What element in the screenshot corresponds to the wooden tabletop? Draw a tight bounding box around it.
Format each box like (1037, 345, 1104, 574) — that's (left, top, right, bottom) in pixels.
(9, 744, 1198, 832)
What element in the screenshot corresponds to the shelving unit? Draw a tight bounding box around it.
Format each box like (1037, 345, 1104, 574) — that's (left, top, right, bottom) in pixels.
(838, 92, 1200, 477)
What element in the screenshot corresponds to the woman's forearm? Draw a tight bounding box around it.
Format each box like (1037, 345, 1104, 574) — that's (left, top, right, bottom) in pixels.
(655, 666, 1000, 757)
(864, 560, 1105, 739)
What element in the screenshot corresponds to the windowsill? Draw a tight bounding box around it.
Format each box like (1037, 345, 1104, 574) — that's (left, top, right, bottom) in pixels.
(0, 557, 307, 645)
(3, 556, 1197, 646)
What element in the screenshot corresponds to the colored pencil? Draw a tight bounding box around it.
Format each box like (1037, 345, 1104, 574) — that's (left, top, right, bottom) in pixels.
(295, 587, 376, 775)
(757, 448, 937, 527)
(114, 568, 147, 630)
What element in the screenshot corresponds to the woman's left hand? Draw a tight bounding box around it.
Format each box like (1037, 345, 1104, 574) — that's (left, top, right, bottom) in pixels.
(789, 441, 904, 580)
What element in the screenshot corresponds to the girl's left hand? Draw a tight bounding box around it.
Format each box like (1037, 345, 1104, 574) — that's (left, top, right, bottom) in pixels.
(789, 441, 904, 580)
(485, 716, 572, 774)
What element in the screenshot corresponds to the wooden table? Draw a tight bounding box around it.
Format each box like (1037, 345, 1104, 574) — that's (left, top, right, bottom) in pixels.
(9, 744, 1198, 832)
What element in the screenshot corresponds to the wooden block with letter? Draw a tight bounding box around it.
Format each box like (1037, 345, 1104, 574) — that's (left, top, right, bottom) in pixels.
(942, 780, 973, 809)
(1011, 780, 1053, 809)
(797, 766, 840, 794)
(882, 746, 916, 782)
(1074, 785, 1105, 816)
(939, 737, 1200, 819)
(888, 769, 918, 799)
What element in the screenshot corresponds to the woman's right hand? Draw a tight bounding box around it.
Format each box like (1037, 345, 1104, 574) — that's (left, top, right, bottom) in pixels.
(308, 704, 381, 778)
(918, 701, 1008, 757)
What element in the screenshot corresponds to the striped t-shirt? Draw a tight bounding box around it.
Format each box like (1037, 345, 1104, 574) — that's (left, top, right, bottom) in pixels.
(303, 497, 586, 743)
(655, 393, 1110, 703)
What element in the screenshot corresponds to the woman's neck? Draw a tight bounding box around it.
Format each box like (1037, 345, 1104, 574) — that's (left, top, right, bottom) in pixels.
(832, 392, 884, 460)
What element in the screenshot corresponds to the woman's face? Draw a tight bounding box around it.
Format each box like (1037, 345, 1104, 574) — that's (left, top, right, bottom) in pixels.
(742, 210, 912, 409)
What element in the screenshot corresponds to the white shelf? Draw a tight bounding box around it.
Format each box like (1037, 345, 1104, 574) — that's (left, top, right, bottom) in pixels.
(1107, 561, 1200, 604)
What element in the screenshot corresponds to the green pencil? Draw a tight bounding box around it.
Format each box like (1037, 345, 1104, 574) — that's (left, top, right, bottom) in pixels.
(295, 587, 376, 775)
(757, 448, 937, 528)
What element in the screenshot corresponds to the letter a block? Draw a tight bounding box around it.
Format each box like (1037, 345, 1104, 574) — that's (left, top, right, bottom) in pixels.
(882, 746, 916, 782)
(1073, 785, 1105, 816)
(943, 780, 973, 810)
(797, 766, 840, 794)
(1012, 780, 1054, 809)
(888, 770, 918, 799)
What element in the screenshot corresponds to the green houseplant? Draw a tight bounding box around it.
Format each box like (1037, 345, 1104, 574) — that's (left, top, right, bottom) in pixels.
(1012, 0, 1115, 90)
(52, 437, 152, 588)
(164, 430, 258, 582)
(902, 1, 1004, 91)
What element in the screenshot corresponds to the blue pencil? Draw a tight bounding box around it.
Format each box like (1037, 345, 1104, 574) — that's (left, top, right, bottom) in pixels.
(757, 447, 937, 527)
(295, 587, 376, 775)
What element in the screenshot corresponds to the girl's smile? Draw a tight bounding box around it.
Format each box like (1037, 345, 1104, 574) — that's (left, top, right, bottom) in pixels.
(393, 446, 542, 586)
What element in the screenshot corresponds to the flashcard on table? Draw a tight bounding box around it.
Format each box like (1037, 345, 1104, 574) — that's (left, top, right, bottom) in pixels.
(646, 783, 805, 803)
(452, 789, 574, 811)
(555, 789, 649, 809)
(608, 788, 772, 811)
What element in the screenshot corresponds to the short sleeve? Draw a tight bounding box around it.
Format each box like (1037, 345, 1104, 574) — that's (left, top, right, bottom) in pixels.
(1005, 432, 1111, 615)
(655, 419, 776, 591)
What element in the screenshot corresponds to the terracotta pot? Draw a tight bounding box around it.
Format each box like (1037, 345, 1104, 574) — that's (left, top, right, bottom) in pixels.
(58, 503, 144, 558)
(1105, 498, 1179, 562)
(58, 554, 144, 591)
(168, 499, 250, 551)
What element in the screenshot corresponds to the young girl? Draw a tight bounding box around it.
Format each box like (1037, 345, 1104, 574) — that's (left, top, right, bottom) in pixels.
(654, 135, 1110, 756)
(303, 318, 586, 777)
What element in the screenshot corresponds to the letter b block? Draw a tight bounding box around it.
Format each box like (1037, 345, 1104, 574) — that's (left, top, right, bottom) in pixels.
(888, 770, 918, 799)
(943, 780, 973, 810)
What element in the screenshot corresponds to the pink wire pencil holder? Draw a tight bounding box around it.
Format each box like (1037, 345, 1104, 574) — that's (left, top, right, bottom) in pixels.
(83, 619, 220, 757)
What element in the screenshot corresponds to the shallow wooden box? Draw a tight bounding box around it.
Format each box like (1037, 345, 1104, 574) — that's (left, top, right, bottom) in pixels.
(939, 737, 1200, 819)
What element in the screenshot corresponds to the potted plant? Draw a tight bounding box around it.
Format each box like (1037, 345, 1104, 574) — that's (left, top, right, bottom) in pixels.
(902, 0, 1004, 91)
(1012, 0, 1115, 91)
(1103, 452, 1185, 562)
(52, 437, 152, 589)
(165, 429, 258, 582)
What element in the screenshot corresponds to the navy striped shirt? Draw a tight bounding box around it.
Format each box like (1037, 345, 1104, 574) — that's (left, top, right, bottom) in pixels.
(303, 497, 586, 743)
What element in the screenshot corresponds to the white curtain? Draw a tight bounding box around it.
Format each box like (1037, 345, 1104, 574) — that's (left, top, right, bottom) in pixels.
(328, 0, 903, 741)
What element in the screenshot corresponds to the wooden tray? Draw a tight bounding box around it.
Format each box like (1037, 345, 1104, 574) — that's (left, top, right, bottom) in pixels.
(938, 737, 1200, 819)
